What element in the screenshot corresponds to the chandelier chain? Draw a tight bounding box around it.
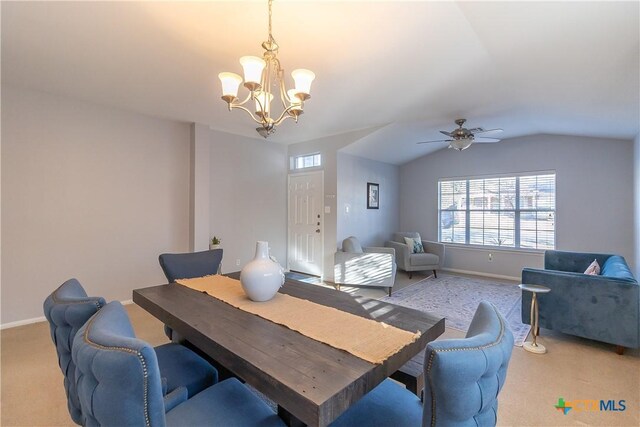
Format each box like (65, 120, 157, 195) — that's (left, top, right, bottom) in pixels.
(268, 0, 273, 41)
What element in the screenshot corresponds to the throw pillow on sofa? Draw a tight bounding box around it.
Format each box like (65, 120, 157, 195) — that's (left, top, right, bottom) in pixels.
(404, 236, 425, 254)
(584, 259, 600, 275)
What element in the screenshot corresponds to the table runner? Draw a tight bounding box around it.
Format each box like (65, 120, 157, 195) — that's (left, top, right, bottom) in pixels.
(175, 275, 420, 364)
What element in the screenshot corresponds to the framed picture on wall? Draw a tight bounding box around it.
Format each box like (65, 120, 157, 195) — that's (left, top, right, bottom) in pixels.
(367, 182, 379, 209)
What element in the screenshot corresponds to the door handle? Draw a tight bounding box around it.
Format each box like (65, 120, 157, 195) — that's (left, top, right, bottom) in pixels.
(316, 229, 321, 233)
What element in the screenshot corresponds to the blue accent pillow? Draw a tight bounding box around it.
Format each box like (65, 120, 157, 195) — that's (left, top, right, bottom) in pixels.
(404, 236, 424, 254)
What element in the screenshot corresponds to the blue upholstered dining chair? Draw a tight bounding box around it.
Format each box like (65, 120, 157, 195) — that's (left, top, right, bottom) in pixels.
(73, 301, 284, 427)
(44, 278, 218, 425)
(158, 249, 223, 340)
(330, 301, 514, 427)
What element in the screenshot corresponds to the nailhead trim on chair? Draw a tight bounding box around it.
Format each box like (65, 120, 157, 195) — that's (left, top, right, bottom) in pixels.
(82, 315, 151, 427)
(51, 289, 104, 309)
(425, 303, 506, 427)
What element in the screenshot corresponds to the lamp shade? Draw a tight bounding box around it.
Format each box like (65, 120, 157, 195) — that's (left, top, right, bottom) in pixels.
(450, 137, 473, 151)
(287, 89, 302, 107)
(240, 56, 266, 86)
(291, 69, 315, 97)
(255, 91, 274, 115)
(218, 72, 242, 98)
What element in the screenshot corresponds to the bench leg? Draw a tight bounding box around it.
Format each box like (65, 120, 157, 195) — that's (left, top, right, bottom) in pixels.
(409, 272, 412, 279)
(615, 345, 625, 355)
(433, 269, 437, 279)
(388, 287, 392, 297)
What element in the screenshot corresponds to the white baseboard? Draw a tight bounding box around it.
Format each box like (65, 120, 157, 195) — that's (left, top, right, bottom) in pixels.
(441, 267, 520, 282)
(1, 298, 136, 330)
(0, 316, 47, 330)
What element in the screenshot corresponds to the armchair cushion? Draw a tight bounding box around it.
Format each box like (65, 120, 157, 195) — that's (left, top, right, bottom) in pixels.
(601, 255, 636, 282)
(410, 252, 439, 267)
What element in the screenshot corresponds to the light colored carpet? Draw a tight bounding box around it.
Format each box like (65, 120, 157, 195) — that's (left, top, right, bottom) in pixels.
(380, 274, 530, 346)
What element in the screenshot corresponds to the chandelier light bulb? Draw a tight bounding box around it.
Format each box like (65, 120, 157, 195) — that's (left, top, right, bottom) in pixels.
(218, 72, 242, 101)
(291, 69, 315, 99)
(240, 56, 266, 90)
(255, 91, 274, 116)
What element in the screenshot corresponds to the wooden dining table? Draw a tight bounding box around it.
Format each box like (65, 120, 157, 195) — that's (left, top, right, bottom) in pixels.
(133, 275, 445, 427)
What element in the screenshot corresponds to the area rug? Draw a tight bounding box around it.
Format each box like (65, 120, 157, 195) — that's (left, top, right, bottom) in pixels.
(380, 274, 530, 346)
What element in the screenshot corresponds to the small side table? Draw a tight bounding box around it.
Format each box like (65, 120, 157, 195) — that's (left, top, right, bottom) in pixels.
(518, 284, 551, 354)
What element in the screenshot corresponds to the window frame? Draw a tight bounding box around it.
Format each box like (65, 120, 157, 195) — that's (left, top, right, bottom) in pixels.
(290, 153, 322, 171)
(438, 171, 556, 251)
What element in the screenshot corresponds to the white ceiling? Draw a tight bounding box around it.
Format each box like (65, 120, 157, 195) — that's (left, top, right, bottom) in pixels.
(2, 1, 639, 165)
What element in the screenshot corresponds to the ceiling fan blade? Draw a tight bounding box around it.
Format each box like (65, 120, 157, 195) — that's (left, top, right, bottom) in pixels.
(439, 130, 453, 137)
(473, 138, 501, 143)
(473, 128, 503, 135)
(417, 139, 453, 145)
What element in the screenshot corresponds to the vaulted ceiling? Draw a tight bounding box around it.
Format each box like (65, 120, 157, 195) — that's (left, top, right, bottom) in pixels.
(3, 1, 639, 164)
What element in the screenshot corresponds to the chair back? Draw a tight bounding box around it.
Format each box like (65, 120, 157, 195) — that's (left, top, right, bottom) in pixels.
(393, 232, 420, 244)
(43, 279, 106, 425)
(159, 249, 223, 282)
(72, 301, 167, 427)
(423, 301, 514, 427)
(342, 236, 363, 253)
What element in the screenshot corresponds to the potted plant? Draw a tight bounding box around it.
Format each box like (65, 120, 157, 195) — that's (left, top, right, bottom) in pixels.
(210, 236, 222, 250)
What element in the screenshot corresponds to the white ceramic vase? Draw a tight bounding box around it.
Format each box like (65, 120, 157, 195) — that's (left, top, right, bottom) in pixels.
(240, 241, 285, 302)
(209, 244, 221, 250)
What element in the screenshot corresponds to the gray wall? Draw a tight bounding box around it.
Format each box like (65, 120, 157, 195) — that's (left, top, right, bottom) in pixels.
(1, 86, 191, 324)
(336, 152, 400, 248)
(206, 128, 288, 273)
(400, 134, 635, 279)
(635, 133, 640, 277)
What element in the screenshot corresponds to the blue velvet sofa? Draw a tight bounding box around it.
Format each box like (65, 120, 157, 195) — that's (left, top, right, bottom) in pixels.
(522, 250, 638, 352)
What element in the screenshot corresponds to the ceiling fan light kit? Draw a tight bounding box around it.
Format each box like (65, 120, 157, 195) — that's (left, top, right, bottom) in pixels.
(417, 118, 503, 151)
(218, 0, 315, 138)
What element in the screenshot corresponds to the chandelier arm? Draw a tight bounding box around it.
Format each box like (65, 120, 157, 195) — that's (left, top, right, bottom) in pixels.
(230, 104, 266, 126)
(273, 105, 297, 126)
(231, 92, 254, 107)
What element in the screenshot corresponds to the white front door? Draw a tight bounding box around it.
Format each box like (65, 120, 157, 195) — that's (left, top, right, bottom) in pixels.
(288, 171, 323, 276)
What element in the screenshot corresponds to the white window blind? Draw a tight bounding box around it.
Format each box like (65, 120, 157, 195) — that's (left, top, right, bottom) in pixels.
(439, 173, 555, 249)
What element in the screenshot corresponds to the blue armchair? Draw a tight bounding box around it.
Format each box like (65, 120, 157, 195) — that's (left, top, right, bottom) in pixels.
(72, 301, 284, 427)
(522, 250, 638, 353)
(330, 301, 514, 427)
(44, 279, 218, 424)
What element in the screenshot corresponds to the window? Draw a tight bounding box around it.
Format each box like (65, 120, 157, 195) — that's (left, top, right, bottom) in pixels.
(438, 173, 555, 250)
(291, 153, 321, 170)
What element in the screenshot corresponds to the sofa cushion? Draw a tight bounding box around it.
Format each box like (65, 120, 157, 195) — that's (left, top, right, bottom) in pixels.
(342, 237, 363, 253)
(584, 259, 600, 275)
(410, 253, 439, 267)
(601, 256, 636, 282)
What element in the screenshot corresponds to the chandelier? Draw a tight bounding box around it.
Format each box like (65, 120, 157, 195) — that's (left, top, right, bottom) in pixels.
(218, 0, 315, 138)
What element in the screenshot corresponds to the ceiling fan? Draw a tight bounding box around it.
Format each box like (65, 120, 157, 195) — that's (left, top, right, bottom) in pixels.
(417, 119, 503, 151)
